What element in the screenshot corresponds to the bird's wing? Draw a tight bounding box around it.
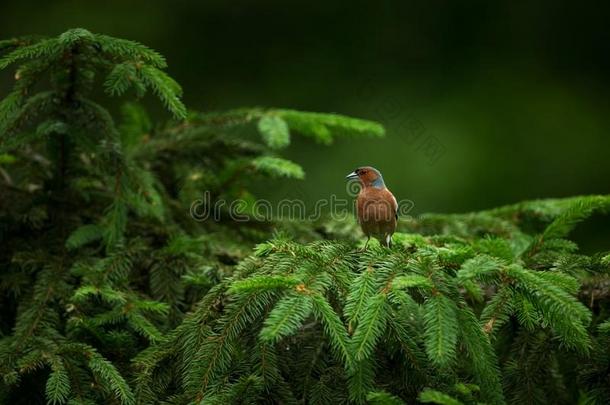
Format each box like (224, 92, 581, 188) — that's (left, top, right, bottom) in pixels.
(386, 189, 398, 220)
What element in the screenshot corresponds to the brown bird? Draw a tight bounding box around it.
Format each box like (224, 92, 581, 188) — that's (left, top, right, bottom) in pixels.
(346, 166, 398, 249)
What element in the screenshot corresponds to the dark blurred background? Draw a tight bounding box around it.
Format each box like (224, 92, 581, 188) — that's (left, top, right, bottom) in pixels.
(1, 0, 609, 215)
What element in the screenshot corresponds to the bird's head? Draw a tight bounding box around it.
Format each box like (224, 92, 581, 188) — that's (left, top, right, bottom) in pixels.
(346, 166, 385, 188)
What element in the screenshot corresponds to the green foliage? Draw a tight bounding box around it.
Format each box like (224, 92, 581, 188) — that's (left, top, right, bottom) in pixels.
(0, 28, 385, 404)
(45, 359, 71, 405)
(423, 294, 459, 368)
(367, 390, 406, 405)
(65, 224, 104, 250)
(190, 107, 385, 145)
(132, 192, 610, 404)
(257, 114, 290, 149)
(419, 388, 463, 405)
(274, 109, 385, 144)
(259, 293, 313, 343)
(251, 156, 305, 179)
(1, 28, 610, 405)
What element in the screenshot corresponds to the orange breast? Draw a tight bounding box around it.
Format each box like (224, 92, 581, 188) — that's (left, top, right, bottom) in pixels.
(356, 187, 397, 237)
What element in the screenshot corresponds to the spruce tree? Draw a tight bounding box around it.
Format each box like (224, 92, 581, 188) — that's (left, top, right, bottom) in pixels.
(1, 28, 610, 405)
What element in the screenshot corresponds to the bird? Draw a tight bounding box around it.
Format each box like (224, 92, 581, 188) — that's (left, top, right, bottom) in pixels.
(346, 166, 398, 249)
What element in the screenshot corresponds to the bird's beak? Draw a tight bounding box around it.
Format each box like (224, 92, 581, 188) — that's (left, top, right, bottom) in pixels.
(345, 171, 359, 180)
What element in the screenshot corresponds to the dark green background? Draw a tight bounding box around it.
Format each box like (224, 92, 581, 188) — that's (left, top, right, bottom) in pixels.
(1, 0, 609, 215)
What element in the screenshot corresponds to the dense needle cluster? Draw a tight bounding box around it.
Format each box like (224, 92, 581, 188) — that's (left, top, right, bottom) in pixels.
(1, 29, 609, 405)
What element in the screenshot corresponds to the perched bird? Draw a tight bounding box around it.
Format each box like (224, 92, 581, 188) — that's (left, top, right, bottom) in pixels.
(346, 166, 398, 249)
